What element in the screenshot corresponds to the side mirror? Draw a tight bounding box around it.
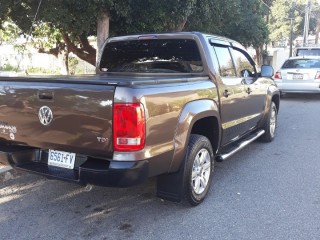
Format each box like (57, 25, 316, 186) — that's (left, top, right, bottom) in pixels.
(261, 65, 274, 77)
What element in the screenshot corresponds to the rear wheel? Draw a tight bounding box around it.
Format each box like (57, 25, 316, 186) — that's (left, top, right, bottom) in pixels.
(183, 134, 214, 206)
(260, 101, 277, 142)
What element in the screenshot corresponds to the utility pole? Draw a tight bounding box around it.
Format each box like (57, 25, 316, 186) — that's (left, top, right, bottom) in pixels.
(303, 1, 312, 47)
(289, 3, 295, 57)
(265, 0, 271, 52)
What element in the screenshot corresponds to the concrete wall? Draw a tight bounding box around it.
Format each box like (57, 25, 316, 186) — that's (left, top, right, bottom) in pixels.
(272, 48, 290, 72)
(0, 43, 95, 74)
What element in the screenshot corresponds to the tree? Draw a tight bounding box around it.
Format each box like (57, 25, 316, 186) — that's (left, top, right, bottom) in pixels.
(0, 20, 20, 46)
(0, 0, 118, 66)
(1, 0, 270, 69)
(267, 0, 320, 45)
(310, 3, 320, 44)
(228, 0, 269, 65)
(114, 0, 269, 64)
(185, 0, 269, 65)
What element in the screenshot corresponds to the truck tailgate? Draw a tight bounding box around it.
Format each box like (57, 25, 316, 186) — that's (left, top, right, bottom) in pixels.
(0, 81, 114, 157)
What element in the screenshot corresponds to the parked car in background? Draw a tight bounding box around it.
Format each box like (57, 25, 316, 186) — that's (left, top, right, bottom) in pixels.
(274, 57, 320, 94)
(295, 47, 320, 57)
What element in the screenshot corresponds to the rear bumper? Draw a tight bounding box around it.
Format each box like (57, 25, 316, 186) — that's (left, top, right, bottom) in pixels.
(0, 145, 149, 187)
(275, 81, 320, 93)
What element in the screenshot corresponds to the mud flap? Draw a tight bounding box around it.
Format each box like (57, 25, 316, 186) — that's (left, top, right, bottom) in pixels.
(156, 153, 187, 203)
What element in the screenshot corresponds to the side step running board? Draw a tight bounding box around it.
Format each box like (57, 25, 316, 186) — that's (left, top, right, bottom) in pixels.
(216, 130, 265, 162)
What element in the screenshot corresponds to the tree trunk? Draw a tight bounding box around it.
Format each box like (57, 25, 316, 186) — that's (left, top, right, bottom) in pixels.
(61, 32, 96, 66)
(315, 19, 320, 44)
(64, 50, 69, 75)
(175, 17, 188, 31)
(59, 50, 69, 75)
(255, 46, 262, 67)
(97, 9, 110, 63)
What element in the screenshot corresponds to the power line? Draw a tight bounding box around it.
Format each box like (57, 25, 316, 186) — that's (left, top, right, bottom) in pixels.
(16, 0, 43, 72)
(260, 0, 271, 10)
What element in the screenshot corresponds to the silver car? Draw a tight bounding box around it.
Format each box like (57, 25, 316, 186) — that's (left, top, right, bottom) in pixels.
(274, 57, 320, 93)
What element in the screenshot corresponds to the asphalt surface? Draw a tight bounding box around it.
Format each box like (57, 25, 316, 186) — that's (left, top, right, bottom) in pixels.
(1, 93, 320, 240)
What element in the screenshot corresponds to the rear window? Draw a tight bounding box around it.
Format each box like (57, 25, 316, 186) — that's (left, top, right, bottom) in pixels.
(282, 59, 320, 69)
(100, 39, 203, 73)
(296, 49, 320, 56)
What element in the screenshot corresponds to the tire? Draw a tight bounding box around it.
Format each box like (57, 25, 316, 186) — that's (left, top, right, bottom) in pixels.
(183, 134, 214, 206)
(259, 101, 277, 142)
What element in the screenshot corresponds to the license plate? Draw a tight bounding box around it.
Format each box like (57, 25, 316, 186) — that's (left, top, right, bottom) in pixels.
(48, 150, 76, 169)
(293, 74, 303, 80)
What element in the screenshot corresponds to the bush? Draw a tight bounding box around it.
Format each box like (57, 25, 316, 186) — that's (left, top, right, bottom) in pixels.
(68, 57, 79, 75)
(0, 64, 18, 71)
(26, 67, 60, 75)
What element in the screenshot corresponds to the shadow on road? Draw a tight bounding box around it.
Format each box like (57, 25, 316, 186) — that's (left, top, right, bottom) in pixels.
(0, 170, 191, 239)
(281, 93, 320, 101)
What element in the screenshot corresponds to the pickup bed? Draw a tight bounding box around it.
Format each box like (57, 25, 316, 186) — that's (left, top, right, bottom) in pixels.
(0, 32, 280, 205)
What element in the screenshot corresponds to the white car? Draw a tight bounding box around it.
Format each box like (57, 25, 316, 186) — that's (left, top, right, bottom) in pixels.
(274, 57, 320, 93)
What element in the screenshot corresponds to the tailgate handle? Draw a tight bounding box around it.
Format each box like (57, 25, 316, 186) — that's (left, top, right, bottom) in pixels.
(38, 91, 54, 100)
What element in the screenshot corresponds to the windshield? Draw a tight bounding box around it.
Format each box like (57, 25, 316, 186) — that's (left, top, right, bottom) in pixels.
(100, 39, 203, 73)
(296, 49, 320, 56)
(282, 59, 320, 69)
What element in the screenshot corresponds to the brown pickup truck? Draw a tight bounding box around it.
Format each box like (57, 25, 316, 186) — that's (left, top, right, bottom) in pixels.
(0, 32, 280, 205)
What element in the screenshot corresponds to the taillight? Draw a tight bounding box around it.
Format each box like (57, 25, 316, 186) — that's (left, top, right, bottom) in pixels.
(274, 71, 282, 79)
(113, 103, 145, 151)
(315, 71, 320, 79)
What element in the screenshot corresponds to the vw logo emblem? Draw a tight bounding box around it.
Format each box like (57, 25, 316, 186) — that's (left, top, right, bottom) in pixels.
(38, 106, 53, 126)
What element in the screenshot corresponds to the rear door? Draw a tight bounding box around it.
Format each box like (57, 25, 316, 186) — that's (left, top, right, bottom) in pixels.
(0, 80, 115, 157)
(211, 43, 249, 145)
(230, 47, 266, 127)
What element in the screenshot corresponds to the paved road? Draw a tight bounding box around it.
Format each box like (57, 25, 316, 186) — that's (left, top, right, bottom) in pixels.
(1, 93, 320, 240)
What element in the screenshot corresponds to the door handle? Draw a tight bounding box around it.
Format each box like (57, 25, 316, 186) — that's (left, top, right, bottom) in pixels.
(246, 88, 252, 94)
(38, 90, 54, 100)
(223, 90, 231, 97)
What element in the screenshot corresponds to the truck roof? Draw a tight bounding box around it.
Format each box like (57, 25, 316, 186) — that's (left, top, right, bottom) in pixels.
(106, 32, 245, 50)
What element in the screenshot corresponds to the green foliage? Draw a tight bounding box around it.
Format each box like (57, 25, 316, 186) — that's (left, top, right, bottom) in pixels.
(118, 0, 268, 48)
(31, 23, 62, 51)
(269, 0, 302, 41)
(26, 67, 60, 75)
(228, 0, 269, 47)
(0, 20, 20, 45)
(0, 63, 18, 71)
(184, 0, 268, 48)
(68, 56, 79, 75)
(105, 0, 197, 35)
(1, 0, 269, 65)
(268, 0, 320, 42)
